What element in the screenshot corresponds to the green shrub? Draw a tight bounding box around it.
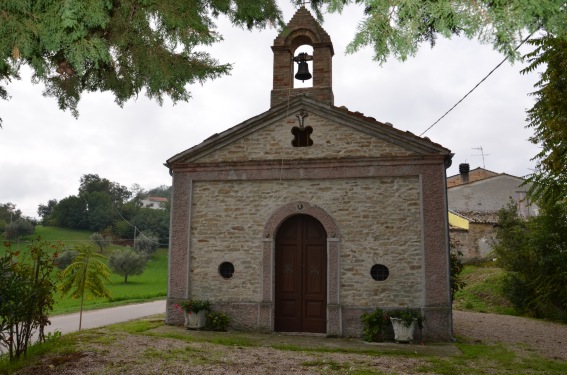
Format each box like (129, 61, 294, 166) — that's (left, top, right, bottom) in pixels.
(206, 311, 230, 331)
(3, 218, 34, 241)
(0, 239, 61, 361)
(54, 249, 77, 270)
(360, 308, 388, 342)
(494, 201, 567, 322)
(450, 239, 466, 300)
(113, 220, 133, 240)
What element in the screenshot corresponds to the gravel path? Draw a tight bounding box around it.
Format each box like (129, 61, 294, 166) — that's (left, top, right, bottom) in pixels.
(453, 310, 567, 361)
(13, 310, 567, 374)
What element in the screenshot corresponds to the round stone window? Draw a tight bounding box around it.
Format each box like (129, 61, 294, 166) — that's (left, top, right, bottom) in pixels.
(218, 262, 235, 279)
(370, 264, 389, 281)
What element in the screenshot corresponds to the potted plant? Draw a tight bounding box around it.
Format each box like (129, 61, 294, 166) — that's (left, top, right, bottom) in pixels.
(388, 308, 425, 343)
(360, 307, 389, 342)
(174, 299, 211, 329)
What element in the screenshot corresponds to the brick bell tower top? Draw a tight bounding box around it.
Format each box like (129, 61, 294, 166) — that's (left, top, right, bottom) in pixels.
(270, 6, 334, 107)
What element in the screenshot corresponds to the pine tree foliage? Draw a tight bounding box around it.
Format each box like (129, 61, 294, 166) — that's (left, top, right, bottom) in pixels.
(304, 0, 567, 203)
(521, 36, 567, 203)
(307, 0, 566, 63)
(0, 0, 283, 123)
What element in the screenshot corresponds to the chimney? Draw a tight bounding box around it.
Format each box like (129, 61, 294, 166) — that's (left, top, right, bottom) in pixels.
(459, 163, 470, 184)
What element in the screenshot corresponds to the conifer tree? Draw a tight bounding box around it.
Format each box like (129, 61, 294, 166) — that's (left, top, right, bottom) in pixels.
(0, 0, 283, 125)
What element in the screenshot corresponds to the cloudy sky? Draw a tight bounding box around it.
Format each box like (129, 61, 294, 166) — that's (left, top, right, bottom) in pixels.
(1, 3, 540, 218)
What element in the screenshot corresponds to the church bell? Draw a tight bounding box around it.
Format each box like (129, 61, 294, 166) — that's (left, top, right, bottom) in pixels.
(293, 52, 313, 82)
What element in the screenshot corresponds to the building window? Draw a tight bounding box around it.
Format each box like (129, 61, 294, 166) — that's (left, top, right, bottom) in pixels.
(291, 126, 313, 147)
(218, 262, 234, 279)
(370, 264, 389, 281)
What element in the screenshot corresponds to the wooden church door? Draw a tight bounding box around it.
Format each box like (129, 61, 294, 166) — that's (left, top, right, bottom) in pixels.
(275, 215, 327, 333)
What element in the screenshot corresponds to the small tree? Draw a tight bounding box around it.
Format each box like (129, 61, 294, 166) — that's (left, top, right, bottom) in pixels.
(90, 232, 111, 253)
(54, 249, 78, 270)
(59, 243, 112, 330)
(3, 218, 35, 241)
(0, 239, 61, 361)
(134, 232, 159, 256)
(109, 248, 148, 283)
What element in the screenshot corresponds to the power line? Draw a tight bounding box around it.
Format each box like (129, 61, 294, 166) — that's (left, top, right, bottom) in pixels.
(420, 32, 536, 137)
(111, 203, 168, 247)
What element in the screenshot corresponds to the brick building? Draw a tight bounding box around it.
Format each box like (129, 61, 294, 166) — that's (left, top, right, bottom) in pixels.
(165, 7, 453, 341)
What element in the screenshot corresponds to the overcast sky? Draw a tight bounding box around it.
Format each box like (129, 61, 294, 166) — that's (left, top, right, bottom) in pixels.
(1, 3, 540, 218)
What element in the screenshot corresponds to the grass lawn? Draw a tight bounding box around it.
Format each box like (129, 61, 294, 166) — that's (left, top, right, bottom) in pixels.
(453, 263, 519, 315)
(1, 225, 168, 315)
(53, 248, 168, 315)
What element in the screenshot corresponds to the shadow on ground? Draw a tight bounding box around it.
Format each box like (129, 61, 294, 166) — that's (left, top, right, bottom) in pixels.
(151, 324, 460, 357)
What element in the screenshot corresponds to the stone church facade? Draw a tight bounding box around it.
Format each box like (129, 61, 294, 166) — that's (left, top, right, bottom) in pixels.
(165, 7, 453, 341)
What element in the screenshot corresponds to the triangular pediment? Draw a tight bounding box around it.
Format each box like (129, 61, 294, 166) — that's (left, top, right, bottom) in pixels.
(166, 96, 451, 167)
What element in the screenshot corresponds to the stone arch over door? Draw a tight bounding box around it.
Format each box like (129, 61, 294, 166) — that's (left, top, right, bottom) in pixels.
(260, 202, 341, 336)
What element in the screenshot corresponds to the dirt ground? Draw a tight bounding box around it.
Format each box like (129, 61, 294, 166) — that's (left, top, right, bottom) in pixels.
(453, 310, 567, 361)
(12, 311, 567, 374)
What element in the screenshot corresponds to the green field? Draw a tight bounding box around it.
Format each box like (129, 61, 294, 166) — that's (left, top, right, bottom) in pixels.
(453, 263, 519, 316)
(0, 227, 520, 318)
(1, 225, 168, 315)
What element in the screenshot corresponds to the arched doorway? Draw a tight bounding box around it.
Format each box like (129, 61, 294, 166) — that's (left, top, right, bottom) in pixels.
(274, 214, 327, 333)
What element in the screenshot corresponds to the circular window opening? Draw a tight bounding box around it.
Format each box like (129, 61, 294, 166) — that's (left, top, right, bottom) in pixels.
(370, 264, 389, 281)
(218, 262, 234, 279)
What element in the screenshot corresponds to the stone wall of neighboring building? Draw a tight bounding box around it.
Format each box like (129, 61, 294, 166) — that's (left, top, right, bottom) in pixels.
(450, 223, 496, 261)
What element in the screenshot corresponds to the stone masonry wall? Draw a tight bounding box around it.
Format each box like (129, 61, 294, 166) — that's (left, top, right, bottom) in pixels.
(189, 176, 423, 307)
(195, 113, 414, 163)
(450, 223, 496, 261)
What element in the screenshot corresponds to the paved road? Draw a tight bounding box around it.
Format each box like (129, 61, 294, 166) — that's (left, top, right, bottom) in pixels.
(0, 300, 166, 355)
(45, 300, 166, 336)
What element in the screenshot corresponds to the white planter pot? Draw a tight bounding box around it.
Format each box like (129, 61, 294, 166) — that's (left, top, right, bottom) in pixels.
(390, 317, 417, 343)
(184, 310, 207, 329)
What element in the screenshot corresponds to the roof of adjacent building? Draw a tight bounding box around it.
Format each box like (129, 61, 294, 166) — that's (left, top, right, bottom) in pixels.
(446, 167, 499, 187)
(143, 197, 168, 202)
(451, 210, 500, 224)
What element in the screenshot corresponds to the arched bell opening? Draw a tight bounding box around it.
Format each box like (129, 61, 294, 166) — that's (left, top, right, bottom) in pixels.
(293, 45, 314, 88)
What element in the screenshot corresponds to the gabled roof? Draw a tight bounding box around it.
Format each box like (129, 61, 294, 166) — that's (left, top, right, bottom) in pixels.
(165, 95, 451, 167)
(143, 197, 168, 202)
(446, 167, 499, 187)
(447, 172, 527, 190)
(451, 210, 500, 224)
(274, 6, 333, 52)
